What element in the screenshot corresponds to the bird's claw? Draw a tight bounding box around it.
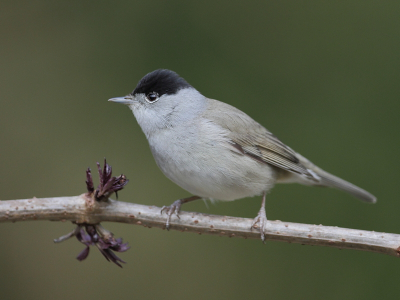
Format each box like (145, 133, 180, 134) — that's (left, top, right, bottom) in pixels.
(160, 199, 183, 230)
(251, 209, 268, 243)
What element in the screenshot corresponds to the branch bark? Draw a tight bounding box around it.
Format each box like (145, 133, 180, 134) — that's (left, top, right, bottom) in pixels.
(1, 194, 399, 257)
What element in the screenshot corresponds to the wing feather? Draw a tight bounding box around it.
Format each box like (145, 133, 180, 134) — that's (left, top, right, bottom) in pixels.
(204, 99, 318, 181)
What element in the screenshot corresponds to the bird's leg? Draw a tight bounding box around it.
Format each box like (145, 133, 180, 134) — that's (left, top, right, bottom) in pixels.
(161, 196, 201, 230)
(251, 192, 268, 243)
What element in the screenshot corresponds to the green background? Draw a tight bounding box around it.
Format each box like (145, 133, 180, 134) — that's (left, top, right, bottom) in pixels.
(1, 1, 399, 299)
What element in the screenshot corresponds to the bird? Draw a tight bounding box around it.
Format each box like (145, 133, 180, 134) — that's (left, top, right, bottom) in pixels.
(109, 69, 376, 241)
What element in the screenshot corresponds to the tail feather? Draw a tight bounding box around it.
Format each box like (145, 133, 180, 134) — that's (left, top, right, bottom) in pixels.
(317, 170, 376, 203)
(295, 153, 376, 203)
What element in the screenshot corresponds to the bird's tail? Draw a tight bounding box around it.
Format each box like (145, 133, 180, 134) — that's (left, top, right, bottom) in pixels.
(296, 154, 377, 203)
(314, 168, 376, 203)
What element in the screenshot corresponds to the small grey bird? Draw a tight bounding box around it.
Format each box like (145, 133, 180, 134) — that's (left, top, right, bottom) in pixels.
(109, 69, 376, 241)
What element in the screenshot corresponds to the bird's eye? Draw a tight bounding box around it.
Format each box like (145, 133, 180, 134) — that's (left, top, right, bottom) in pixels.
(146, 92, 159, 102)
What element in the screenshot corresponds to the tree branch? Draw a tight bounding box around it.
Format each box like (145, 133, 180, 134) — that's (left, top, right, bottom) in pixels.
(1, 194, 399, 257)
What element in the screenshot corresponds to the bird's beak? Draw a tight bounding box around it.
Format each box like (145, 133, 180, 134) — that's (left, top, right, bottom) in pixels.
(108, 96, 135, 105)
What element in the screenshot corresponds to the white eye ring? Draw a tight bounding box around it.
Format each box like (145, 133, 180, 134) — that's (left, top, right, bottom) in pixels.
(146, 92, 159, 103)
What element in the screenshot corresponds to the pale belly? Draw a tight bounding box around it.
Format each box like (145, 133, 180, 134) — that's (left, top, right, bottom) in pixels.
(148, 127, 277, 201)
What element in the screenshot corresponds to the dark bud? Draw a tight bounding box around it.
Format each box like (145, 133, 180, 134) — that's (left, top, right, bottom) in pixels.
(55, 224, 130, 268)
(55, 160, 131, 267)
(85, 158, 129, 201)
(85, 168, 94, 194)
(94, 159, 129, 201)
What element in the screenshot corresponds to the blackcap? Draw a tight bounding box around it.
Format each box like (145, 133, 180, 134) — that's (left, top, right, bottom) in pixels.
(109, 69, 376, 241)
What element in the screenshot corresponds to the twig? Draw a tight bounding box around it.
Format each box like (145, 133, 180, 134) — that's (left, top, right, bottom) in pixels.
(0, 194, 399, 257)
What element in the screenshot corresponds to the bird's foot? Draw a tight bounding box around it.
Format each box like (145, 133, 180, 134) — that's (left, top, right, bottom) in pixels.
(251, 207, 268, 243)
(161, 199, 184, 230)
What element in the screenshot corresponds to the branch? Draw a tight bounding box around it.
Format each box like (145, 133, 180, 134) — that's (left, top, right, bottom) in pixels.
(1, 194, 399, 257)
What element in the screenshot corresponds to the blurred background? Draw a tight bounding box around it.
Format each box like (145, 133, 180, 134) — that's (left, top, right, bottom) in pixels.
(1, 1, 399, 299)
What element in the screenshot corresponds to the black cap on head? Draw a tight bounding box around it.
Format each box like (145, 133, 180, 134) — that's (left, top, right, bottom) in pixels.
(132, 69, 192, 97)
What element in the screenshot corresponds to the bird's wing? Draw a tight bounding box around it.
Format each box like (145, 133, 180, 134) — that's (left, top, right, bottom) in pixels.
(204, 99, 319, 181)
